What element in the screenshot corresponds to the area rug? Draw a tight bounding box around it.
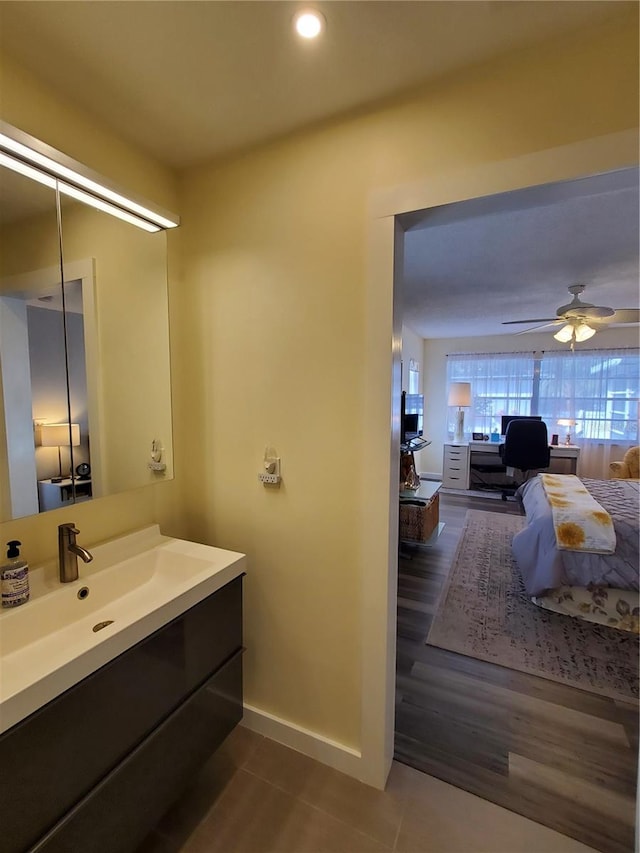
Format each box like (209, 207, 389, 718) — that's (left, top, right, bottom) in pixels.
(426, 510, 639, 702)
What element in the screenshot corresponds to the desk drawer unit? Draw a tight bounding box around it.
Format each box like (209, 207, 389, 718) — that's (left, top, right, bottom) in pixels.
(442, 444, 469, 489)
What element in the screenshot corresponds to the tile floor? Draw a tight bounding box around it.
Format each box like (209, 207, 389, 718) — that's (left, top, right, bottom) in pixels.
(137, 725, 600, 853)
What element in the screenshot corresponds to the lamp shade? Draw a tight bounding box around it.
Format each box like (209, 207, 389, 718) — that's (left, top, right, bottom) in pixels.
(448, 382, 471, 407)
(557, 418, 576, 427)
(553, 321, 596, 343)
(553, 324, 574, 343)
(574, 323, 596, 342)
(40, 423, 80, 447)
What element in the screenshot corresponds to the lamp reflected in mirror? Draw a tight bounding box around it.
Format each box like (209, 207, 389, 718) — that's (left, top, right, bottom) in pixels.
(40, 423, 80, 482)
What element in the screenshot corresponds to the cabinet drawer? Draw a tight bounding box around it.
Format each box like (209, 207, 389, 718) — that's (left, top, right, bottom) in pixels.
(0, 576, 243, 853)
(443, 445, 469, 489)
(30, 651, 243, 853)
(442, 475, 467, 487)
(444, 446, 468, 462)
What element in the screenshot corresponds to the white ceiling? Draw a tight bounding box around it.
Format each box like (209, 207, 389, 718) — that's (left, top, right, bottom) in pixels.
(401, 168, 640, 338)
(0, 1, 637, 340)
(0, 1, 628, 168)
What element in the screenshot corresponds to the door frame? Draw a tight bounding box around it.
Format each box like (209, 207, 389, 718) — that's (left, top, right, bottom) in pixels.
(359, 128, 639, 788)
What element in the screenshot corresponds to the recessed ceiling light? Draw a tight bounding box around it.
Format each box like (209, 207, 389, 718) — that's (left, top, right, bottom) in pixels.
(293, 9, 325, 39)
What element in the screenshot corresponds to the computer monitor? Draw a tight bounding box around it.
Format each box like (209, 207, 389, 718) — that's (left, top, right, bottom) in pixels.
(500, 414, 542, 436)
(402, 413, 419, 441)
(401, 391, 424, 444)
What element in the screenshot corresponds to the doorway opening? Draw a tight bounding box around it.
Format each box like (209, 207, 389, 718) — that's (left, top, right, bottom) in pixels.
(390, 166, 639, 852)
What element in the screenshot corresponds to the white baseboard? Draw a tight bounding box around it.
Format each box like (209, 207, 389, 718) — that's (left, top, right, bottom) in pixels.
(241, 703, 364, 781)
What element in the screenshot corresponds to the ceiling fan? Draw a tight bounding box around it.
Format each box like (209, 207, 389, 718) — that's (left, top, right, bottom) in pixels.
(502, 284, 640, 344)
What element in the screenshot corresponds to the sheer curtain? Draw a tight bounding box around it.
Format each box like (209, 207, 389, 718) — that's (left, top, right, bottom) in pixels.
(447, 347, 639, 478)
(540, 348, 639, 479)
(446, 352, 534, 438)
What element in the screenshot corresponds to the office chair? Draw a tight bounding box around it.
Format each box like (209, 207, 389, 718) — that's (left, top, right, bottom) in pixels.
(499, 419, 551, 500)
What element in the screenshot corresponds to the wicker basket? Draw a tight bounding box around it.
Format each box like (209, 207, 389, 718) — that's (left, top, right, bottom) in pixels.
(399, 493, 439, 543)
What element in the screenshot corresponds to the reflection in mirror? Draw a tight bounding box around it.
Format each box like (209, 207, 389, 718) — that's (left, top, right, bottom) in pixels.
(0, 139, 174, 522)
(33, 278, 91, 511)
(59, 195, 173, 498)
(0, 165, 69, 519)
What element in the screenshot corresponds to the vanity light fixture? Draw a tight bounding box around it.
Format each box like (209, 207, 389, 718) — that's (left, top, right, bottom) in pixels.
(0, 121, 180, 232)
(293, 9, 326, 39)
(60, 182, 163, 233)
(0, 151, 161, 233)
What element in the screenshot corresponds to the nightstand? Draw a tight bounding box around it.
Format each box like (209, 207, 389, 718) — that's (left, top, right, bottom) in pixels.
(38, 478, 92, 512)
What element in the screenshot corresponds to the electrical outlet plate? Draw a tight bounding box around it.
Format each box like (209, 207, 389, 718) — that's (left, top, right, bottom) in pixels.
(259, 450, 281, 485)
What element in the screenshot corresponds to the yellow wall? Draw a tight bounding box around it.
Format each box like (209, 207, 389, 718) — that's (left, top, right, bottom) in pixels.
(178, 11, 639, 750)
(0, 54, 177, 210)
(0, 9, 638, 766)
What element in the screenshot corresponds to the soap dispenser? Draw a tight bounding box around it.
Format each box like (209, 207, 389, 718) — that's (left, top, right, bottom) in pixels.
(1, 540, 30, 607)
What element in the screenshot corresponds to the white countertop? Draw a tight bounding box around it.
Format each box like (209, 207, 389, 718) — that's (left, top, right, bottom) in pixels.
(0, 525, 246, 734)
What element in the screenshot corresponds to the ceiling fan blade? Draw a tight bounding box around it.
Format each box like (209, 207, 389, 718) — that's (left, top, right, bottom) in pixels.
(610, 308, 640, 324)
(565, 305, 615, 320)
(513, 321, 561, 335)
(591, 308, 640, 325)
(502, 318, 557, 325)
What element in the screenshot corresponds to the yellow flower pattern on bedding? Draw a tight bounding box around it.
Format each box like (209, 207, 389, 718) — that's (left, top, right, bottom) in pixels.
(540, 473, 617, 554)
(533, 584, 640, 633)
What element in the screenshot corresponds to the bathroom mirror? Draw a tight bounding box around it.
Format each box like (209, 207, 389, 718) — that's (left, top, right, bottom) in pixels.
(0, 165, 65, 519)
(0, 140, 174, 521)
(59, 195, 173, 498)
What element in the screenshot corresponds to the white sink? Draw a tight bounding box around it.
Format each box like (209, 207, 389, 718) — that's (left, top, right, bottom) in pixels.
(0, 525, 245, 734)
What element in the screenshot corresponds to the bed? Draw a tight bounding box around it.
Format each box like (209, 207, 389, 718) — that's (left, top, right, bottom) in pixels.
(512, 476, 639, 632)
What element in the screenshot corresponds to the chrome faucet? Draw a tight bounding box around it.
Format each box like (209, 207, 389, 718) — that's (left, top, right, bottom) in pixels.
(58, 523, 93, 583)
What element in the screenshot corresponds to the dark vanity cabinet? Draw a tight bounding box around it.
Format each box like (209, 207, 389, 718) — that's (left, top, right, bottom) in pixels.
(0, 575, 244, 853)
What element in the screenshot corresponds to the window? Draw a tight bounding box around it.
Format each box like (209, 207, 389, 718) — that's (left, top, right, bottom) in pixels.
(540, 350, 639, 441)
(447, 352, 534, 436)
(408, 359, 420, 395)
(447, 348, 639, 442)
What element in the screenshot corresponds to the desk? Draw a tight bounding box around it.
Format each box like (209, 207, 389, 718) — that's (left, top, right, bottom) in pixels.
(442, 442, 580, 490)
(38, 478, 92, 512)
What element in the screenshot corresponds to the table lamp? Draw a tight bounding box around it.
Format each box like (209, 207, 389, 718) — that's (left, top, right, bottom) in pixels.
(41, 423, 80, 482)
(557, 419, 576, 446)
(448, 382, 471, 443)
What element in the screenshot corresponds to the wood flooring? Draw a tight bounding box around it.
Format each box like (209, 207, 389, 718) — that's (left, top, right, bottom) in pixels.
(395, 489, 638, 853)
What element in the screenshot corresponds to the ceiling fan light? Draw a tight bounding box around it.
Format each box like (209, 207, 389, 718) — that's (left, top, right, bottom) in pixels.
(553, 324, 574, 343)
(574, 323, 596, 342)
